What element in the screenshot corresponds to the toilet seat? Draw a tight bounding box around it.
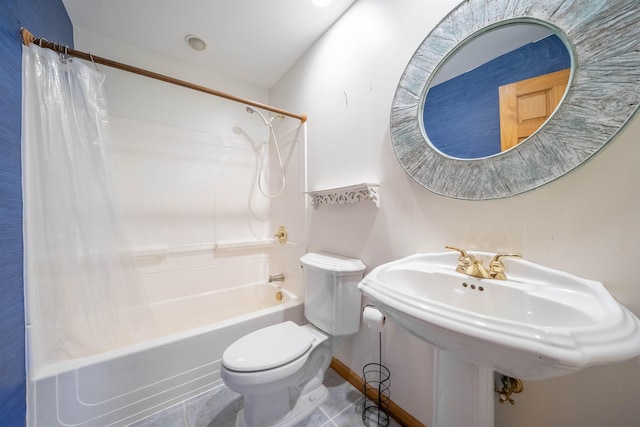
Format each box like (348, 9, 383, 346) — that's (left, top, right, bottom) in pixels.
(223, 321, 315, 372)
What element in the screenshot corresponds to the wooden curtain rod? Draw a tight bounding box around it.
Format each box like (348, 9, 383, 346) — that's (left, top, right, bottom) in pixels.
(20, 28, 307, 123)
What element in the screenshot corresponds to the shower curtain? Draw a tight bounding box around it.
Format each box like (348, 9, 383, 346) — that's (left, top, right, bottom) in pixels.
(22, 44, 155, 361)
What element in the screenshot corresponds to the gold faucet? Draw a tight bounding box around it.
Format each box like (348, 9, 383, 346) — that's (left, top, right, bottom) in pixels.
(489, 253, 522, 280)
(446, 246, 522, 280)
(445, 246, 491, 279)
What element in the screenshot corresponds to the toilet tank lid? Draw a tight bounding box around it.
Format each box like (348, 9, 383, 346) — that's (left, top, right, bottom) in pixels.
(300, 252, 366, 273)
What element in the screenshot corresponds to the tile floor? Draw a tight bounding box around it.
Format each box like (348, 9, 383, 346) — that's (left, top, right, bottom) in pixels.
(130, 368, 402, 427)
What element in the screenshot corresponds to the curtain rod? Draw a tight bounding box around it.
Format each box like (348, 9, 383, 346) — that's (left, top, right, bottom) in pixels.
(20, 28, 307, 123)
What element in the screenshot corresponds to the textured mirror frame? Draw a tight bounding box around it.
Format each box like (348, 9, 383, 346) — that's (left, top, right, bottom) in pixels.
(391, 0, 640, 200)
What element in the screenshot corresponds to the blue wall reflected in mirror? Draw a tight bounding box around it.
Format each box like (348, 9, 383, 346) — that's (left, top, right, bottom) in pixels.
(424, 34, 570, 159)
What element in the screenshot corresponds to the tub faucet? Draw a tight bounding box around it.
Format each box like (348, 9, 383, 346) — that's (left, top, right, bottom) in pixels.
(268, 273, 285, 283)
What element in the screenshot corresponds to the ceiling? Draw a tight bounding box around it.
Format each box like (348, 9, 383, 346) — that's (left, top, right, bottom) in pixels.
(61, 0, 357, 89)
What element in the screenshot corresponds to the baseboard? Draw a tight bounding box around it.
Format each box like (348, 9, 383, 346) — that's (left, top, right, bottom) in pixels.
(329, 358, 425, 427)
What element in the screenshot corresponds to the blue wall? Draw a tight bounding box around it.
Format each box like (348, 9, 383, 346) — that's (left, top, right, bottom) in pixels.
(424, 34, 571, 159)
(0, 0, 72, 424)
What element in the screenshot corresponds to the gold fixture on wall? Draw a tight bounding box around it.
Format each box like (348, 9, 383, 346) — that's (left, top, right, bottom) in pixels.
(274, 226, 288, 244)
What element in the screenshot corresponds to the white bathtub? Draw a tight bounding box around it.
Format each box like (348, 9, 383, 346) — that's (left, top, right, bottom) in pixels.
(27, 283, 305, 427)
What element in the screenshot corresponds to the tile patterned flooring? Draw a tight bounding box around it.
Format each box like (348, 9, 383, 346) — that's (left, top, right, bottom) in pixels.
(131, 368, 401, 427)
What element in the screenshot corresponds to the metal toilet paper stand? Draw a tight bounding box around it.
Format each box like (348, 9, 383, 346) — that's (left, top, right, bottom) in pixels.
(362, 305, 390, 427)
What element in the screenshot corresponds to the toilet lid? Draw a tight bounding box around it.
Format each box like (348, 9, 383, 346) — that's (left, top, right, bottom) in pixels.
(222, 321, 315, 372)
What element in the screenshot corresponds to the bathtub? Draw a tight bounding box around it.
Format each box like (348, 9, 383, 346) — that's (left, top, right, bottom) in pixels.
(27, 282, 305, 427)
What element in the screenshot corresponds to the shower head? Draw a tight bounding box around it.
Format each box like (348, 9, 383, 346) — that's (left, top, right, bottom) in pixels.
(245, 106, 282, 128)
(246, 105, 268, 126)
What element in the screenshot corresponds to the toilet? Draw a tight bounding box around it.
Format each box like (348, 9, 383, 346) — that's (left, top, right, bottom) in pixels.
(221, 252, 366, 427)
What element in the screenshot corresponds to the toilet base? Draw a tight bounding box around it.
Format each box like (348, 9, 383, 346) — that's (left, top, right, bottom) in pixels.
(235, 384, 329, 427)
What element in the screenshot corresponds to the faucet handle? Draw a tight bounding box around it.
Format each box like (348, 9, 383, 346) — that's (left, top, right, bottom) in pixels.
(445, 245, 469, 258)
(446, 246, 492, 278)
(274, 225, 288, 244)
(446, 245, 474, 274)
(489, 253, 522, 280)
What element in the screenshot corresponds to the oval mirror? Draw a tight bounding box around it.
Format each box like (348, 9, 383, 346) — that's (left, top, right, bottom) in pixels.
(390, 0, 640, 200)
(423, 22, 572, 159)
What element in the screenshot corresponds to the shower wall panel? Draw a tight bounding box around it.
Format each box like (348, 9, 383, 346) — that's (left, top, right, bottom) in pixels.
(111, 116, 271, 304)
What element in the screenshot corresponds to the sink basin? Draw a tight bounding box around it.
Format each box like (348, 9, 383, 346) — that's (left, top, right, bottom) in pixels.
(358, 251, 640, 380)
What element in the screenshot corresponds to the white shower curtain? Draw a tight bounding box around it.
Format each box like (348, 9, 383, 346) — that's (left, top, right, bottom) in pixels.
(22, 44, 155, 361)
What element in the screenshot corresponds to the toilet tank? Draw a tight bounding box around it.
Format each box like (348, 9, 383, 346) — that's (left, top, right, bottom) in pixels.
(300, 252, 366, 336)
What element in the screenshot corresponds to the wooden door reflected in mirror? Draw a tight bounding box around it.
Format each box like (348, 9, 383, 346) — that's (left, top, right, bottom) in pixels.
(499, 68, 570, 151)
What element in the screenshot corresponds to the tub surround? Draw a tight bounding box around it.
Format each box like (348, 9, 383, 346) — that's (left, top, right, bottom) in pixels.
(23, 24, 308, 427)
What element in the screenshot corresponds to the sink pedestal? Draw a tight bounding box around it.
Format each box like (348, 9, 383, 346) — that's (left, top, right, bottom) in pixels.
(434, 349, 494, 427)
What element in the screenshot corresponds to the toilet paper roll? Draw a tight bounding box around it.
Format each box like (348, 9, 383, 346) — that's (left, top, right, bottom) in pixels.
(363, 306, 385, 332)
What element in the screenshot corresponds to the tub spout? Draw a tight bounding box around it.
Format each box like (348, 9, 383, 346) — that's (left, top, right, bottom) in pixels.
(268, 273, 285, 283)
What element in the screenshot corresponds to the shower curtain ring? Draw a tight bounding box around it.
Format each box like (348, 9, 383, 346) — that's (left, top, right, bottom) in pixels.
(64, 45, 73, 62)
(89, 52, 99, 71)
(58, 47, 67, 64)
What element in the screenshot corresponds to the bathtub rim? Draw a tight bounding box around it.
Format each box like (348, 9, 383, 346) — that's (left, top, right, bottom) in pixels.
(27, 283, 302, 381)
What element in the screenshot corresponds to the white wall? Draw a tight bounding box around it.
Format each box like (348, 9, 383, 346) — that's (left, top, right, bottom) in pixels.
(271, 1, 640, 425)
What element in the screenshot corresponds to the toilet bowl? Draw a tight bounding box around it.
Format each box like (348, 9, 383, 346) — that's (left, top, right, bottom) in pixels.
(221, 252, 366, 427)
(221, 322, 332, 427)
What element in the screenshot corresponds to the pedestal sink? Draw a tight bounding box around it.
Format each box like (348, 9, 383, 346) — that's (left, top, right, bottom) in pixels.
(357, 251, 640, 427)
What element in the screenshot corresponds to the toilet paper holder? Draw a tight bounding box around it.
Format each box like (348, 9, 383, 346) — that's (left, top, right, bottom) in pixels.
(361, 304, 390, 427)
(363, 304, 386, 329)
